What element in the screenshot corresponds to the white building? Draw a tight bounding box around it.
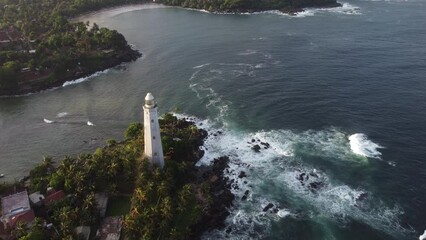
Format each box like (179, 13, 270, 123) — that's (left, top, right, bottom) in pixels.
(143, 93, 164, 168)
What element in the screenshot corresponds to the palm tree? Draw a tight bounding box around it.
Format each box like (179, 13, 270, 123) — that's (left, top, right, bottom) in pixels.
(160, 196, 173, 220)
(134, 188, 147, 203)
(82, 192, 96, 212)
(42, 156, 54, 168)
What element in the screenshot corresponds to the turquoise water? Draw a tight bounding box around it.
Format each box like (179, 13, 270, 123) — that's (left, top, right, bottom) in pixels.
(1, 1, 426, 239)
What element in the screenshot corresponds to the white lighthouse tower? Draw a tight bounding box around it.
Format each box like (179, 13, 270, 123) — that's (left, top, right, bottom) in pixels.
(143, 93, 164, 168)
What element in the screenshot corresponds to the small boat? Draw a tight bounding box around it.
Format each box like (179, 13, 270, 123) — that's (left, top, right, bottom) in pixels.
(0, 174, 4, 178)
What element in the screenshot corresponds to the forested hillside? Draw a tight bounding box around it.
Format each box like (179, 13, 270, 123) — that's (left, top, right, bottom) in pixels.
(0, 0, 145, 95)
(157, 0, 340, 12)
(0, 0, 339, 95)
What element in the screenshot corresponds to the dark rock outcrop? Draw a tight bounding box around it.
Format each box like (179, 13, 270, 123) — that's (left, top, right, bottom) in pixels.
(251, 145, 261, 152)
(238, 171, 247, 178)
(192, 156, 234, 238)
(263, 203, 274, 212)
(241, 190, 250, 201)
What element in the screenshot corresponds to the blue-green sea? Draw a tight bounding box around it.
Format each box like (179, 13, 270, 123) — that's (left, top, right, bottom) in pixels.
(1, 1, 426, 239)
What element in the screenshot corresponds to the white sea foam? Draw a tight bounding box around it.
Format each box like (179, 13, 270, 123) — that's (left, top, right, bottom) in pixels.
(388, 161, 397, 167)
(56, 112, 69, 118)
(184, 54, 408, 238)
(294, 10, 316, 17)
(43, 118, 54, 124)
(223, 3, 361, 17)
(1, 68, 115, 98)
(294, 3, 362, 17)
(255, 63, 265, 69)
(189, 118, 401, 238)
(420, 230, 426, 240)
(277, 209, 292, 218)
(181, 4, 360, 18)
(349, 133, 383, 158)
(252, 37, 267, 41)
(173, 113, 411, 239)
(62, 68, 110, 87)
(193, 63, 211, 69)
(238, 49, 258, 56)
(189, 63, 260, 125)
(325, 3, 362, 15)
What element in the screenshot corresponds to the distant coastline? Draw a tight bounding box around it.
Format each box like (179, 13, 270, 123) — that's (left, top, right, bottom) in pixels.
(0, 1, 342, 97)
(0, 0, 144, 97)
(156, 0, 342, 15)
(0, 49, 140, 97)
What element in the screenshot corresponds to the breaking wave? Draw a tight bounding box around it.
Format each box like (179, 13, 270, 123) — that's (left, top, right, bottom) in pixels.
(420, 230, 426, 240)
(62, 68, 111, 87)
(182, 2, 361, 18)
(349, 133, 383, 158)
(183, 53, 411, 238)
(174, 113, 412, 239)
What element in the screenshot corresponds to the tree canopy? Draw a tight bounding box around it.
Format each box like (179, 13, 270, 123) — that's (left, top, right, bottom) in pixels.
(13, 114, 214, 239)
(0, 0, 142, 95)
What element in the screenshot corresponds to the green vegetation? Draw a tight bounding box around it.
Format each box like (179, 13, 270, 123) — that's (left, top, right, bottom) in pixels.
(105, 196, 131, 216)
(0, 0, 339, 95)
(157, 0, 340, 12)
(124, 113, 208, 239)
(0, 0, 143, 95)
(7, 113, 217, 240)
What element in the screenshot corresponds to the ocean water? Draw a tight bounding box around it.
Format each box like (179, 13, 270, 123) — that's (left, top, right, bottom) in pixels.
(1, 1, 426, 239)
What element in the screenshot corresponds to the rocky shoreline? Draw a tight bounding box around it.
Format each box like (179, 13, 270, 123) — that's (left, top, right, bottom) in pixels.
(0, 47, 141, 97)
(279, 2, 342, 15)
(192, 156, 234, 238)
(218, 2, 342, 15)
(162, 1, 342, 16)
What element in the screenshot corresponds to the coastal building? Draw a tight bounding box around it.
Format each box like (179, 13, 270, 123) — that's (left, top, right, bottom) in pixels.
(44, 190, 65, 206)
(0, 191, 34, 229)
(143, 93, 165, 168)
(29, 191, 45, 207)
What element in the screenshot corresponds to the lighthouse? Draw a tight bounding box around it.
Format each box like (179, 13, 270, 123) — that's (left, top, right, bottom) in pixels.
(143, 93, 164, 168)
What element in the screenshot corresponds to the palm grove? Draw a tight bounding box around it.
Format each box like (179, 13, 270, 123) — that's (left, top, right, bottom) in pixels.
(0, 0, 144, 95)
(0, 114, 224, 239)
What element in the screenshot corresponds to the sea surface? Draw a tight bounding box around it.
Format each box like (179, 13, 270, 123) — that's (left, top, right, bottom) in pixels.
(1, 1, 426, 239)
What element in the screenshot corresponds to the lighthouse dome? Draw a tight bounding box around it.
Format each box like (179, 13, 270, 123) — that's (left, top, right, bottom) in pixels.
(145, 93, 155, 107)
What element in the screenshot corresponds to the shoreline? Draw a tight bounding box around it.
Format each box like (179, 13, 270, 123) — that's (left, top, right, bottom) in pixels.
(73, 2, 342, 20)
(0, 67, 115, 98)
(72, 3, 170, 22)
(0, 47, 141, 98)
(166, 2, 342, 16)
(0, 1, 344, 98)
(0, 115, 235, 238)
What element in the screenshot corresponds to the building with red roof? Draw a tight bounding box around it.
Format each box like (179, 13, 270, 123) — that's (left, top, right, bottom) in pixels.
(0, 191, 33, 230)
(9, 210, 35, 229)
(44, 190, 65, 206)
